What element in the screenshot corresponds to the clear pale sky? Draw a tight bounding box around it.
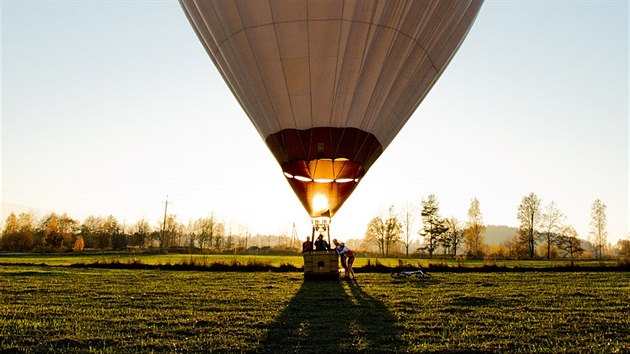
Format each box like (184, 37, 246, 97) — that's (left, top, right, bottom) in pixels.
(2, 1, 628, 244)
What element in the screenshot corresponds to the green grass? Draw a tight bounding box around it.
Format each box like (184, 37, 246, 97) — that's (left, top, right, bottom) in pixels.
(0, 252, 406, 269)
(0, 252, 620, 269)
(1, 265, 628, 353)
(0, 253, 306, 267)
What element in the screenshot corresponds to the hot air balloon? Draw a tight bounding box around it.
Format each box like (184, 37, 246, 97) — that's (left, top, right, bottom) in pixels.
(180, 0, 483, 261)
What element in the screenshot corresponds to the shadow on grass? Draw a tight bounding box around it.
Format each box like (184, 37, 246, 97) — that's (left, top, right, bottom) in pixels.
(259, 279, 402, 353)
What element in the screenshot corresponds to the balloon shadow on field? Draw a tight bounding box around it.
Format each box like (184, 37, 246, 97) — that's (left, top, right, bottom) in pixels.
(258, 279, 402, 353)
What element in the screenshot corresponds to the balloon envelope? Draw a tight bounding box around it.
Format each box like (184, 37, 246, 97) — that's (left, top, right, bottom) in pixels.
(181, 0, 483, 218)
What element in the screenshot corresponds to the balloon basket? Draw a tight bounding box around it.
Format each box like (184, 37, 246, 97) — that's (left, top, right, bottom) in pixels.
(303, 250, 340, 280)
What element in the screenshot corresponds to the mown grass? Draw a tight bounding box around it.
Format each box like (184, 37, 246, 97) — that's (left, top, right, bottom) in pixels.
(1, 265, 628, 353)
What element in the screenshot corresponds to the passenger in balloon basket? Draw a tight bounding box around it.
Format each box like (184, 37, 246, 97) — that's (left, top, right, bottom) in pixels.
(333, 239, 355, 280)
(314, 234, 330, 251)
(302, 236, 313, 253)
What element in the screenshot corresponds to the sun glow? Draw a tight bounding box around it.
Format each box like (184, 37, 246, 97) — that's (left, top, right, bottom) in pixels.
(312, 194, 329, 214)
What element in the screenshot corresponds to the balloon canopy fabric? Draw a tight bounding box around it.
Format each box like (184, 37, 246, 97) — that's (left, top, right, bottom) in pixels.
(180, 0, 483, 218)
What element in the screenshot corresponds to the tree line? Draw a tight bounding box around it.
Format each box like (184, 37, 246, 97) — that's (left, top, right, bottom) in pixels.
(361, 193, 629, 261)
(2, 193, 628, 260)
(0, 212, 299, 254)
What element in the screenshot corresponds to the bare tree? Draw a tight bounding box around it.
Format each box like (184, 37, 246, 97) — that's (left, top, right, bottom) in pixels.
(517, 192, 542, 258)
(194, 214, 218, 250)
(96, 215, 118, 249)
(400, 202, 417, 257)
(81, 215, 104, 249)
(213, 221, 225, 249)
(589, 199, 608, 259)
(445, 217, 465, 257)
(616, 238, 630, 260)
(241, 228, 250, 249)
(384, 206, 402, 256)
(364, 206, 402, 257)
(157, 214, 179, 252)
(365, 217, 386, 255)
(540, 201, 566, 260)
(185, 220, 197, 250)
(419, 195, 449, 258)
(132, 218, 152, 248)
(174, 221, 187, 248)
(465, 198, 485, 258)
(557, 225, 583, 265)
(103, 215, 123, 250)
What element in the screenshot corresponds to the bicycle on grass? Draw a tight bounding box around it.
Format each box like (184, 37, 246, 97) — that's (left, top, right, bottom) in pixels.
(390, 267, 431, 280)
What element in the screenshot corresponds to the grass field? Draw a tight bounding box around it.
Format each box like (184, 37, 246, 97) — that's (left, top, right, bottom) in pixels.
(1, 264, 628, 353)
(0, 252, 621, 269)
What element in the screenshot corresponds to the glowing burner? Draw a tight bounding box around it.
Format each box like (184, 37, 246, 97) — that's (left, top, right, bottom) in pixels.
(281, 158, 365, 218)
(312, 194, 329, 215)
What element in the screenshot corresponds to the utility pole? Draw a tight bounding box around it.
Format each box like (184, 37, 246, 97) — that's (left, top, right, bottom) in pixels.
(291, 222, 298, 248)
(160, 195, 169, 252)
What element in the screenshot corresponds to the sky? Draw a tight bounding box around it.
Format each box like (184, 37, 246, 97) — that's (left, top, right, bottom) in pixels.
(2, 0, 628, 244)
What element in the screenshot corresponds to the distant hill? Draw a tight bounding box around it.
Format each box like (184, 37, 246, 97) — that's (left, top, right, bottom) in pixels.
(482, 225, 518, 246)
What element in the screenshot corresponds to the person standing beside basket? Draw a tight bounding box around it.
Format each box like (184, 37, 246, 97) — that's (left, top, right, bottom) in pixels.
(333, 239, 355, 280)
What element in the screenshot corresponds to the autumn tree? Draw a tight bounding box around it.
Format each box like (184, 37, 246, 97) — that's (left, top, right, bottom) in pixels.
(517, 192, 542, 258)
(40, 214, 65, 250)
(506, 235, 529, 259)
(1, 212, 35, 251)
(418, 195, 449, 258)
(73, 236, 85, 252)
(465, 198, 485, 258)
(37, 213, 76, 250)
(540, 201, 566, 260)
(589, 199, 608, 259)
(1, 213, 21, 251)
(59, 213, 78, 248)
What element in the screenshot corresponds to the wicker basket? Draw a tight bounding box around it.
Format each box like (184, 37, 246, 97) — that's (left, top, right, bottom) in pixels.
(303, 250, 339, 280)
